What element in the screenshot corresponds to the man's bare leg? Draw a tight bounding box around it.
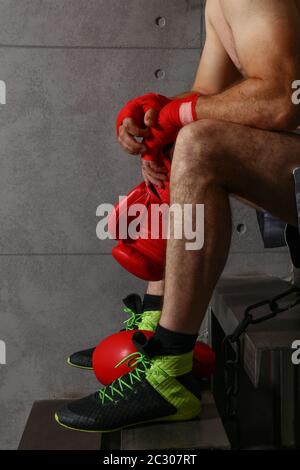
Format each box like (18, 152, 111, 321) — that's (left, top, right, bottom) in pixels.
(160, 120, 300, 335)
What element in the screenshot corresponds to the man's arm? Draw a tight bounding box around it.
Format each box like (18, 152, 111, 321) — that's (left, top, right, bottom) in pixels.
(173, 0, 243, 97)
(192, 0, 242, 95)
(195, 0, 300, 130)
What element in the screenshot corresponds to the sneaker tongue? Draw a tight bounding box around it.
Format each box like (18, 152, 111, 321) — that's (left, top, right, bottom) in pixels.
(138, 310, 161, 332)
(123, 293, 143, 315)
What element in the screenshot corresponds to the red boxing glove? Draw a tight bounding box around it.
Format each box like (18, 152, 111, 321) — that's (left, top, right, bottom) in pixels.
(109, 151, 171, 281)
(112, 179, 170, 281)
(116, 93, 171, 136)
(108, 182, 149, 240)
(108, 153, 170, 241)
(143, 93, 200, 161)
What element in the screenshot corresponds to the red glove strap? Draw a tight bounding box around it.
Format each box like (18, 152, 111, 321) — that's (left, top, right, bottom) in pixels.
(161, 92, 200, 128)
(178, 93, 199, 125)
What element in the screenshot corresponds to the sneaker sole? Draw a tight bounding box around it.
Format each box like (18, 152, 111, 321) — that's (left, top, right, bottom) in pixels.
(54, 412, 200, 434)
(66, 357, 93, 371)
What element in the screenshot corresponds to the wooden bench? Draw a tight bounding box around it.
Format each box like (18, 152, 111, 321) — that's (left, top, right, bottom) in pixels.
(18, 389, 230, 450)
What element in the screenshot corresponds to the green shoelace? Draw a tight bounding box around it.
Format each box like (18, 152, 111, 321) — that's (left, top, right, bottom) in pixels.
(123, 307, 161, 332)
(122, 307, 143, 330)
(98, 352, 151, 405)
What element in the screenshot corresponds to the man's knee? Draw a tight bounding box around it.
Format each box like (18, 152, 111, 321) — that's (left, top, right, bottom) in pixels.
(177, 119, 222, 143)
(172, 120, 224, 182)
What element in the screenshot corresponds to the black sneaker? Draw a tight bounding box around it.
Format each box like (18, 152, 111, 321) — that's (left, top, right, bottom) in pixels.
(56, 333, 201, 433)
(67, 294, 161, 370)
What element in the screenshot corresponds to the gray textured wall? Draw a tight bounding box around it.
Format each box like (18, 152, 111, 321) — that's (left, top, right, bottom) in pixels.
(0, 0, 289, 449)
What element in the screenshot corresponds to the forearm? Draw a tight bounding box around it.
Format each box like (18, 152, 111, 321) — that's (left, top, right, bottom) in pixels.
(170, 90, 201, 100)
(195, 78, 296, 131)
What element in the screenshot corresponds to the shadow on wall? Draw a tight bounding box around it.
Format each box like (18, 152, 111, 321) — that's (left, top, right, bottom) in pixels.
(185, 0, 204, 11)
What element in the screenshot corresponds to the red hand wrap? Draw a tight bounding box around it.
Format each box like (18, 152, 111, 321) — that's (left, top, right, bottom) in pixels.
(116, 93, 171, 136)
(143, 93, 200, 161)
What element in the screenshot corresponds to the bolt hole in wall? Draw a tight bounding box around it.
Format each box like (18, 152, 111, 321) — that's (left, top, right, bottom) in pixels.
(155, 69, 165, 80)
(236, 223, 247, 235)
(154, 17, 166, 79)
(155, 16, 166, 28)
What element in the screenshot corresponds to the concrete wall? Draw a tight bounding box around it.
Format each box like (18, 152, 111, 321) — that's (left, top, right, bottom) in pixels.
(0, 0, 289, 449)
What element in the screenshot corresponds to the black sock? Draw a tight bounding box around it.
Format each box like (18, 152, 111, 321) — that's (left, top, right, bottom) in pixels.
(153, 324, 198, 355)
(134, 324, 198, 357)
(143, 294, 163, 312)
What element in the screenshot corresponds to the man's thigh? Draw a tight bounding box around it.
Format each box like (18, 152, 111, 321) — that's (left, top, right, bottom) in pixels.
(194, 120, 300, 226)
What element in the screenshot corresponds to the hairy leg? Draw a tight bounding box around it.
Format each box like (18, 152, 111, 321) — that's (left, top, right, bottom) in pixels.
(160, 120, 300, 334)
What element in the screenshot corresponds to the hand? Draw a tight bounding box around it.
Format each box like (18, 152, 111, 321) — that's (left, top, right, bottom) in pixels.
(116, 93, 170, 156)
(143, 93, 200, 161)
(141, 160, 168, 188)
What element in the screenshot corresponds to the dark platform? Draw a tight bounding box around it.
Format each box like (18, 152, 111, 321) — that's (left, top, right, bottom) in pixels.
(18, 389, 230, 450)
(18, 400, 101, 450)
(121, 389, 230, 450)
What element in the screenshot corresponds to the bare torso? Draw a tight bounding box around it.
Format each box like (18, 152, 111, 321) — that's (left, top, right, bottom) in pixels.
(209, 0, 300, 78)
(209, 0, 244, 75)
(202, 0, 300, 132)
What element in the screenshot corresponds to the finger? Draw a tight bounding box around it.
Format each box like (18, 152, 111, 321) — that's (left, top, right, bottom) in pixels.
(144, 167, 167, 181)
(144, 108, 158, 127)
(142, 160, 168, 173)
(143, 163, 167, 178)
(147, 175, 163, 188)
(122, 143, 140, 155)
(142, 170, 151, 187)
(148, 161, 168, 173)
(119, 129, 147, 154)
(120, 137, 143, 155)
(118, 137, 139, 155)
(122, 118, 149, 137)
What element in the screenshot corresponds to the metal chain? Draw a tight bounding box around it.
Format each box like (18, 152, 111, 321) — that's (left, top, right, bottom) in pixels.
(222, 285, 300, 446)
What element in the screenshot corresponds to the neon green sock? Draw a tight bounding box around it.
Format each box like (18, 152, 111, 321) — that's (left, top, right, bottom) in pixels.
(146, 352, 201, 421)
